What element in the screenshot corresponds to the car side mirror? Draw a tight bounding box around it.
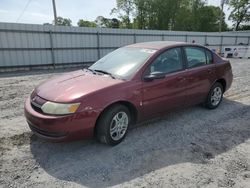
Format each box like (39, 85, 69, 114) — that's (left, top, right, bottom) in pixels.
(144, 72, 165, 82)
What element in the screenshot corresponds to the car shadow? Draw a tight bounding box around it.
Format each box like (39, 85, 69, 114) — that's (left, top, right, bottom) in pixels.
(30, 98, 250, 187)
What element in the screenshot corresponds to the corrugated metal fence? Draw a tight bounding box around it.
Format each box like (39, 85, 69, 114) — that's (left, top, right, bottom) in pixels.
(0, 22, 249, 71)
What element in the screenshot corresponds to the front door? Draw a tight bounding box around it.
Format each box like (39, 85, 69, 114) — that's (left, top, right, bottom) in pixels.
(142, 47, 187, 119)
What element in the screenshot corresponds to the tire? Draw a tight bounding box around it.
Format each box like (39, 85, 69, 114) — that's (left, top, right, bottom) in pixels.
(96, 104, 131, 146)
(205, 82, 224, 109)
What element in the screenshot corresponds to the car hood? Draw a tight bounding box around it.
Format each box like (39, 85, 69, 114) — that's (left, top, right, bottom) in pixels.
(35, 70, 124, 102)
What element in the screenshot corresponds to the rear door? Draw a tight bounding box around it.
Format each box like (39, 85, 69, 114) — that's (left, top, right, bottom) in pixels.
(142, 47, 188, 119)
(184, 46, 216, 105)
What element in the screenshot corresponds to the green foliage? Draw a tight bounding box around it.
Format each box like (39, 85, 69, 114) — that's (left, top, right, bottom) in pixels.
(239, 24, 250, 30)
(228, 0, 250, 30)
(196, 6, 228, 32)
(52, 0, 231, 31)
(77, 19, 97, 27)
(95, 16, 120, 28)
(54, 17, 72, 26)
(111, 0, 134, 28)
(112, 0, 229, 31)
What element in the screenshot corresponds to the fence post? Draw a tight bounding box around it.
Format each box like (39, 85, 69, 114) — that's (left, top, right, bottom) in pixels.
(220, 36, 223, 54)
(162, 34, 164, 41)
(133, 33, 136, 43)
(97, 31, 101, 59)
(204, 35, 207, 45)
(235, 36, 238, 45)
(185, 34, 188, 42)
(49, 30, 55, 69)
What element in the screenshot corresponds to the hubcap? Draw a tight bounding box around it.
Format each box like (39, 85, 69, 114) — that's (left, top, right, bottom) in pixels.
(110, 111, 128, 141)
(211, 87, 222, 106)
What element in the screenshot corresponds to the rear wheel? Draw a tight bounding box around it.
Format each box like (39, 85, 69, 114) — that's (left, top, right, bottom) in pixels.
(205, 82, 223, 109)
(96, 105, 130, 146)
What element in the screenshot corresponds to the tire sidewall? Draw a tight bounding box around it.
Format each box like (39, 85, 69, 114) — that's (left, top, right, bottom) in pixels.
(206, 82, 223, 109)
(97, 105, 131, 146)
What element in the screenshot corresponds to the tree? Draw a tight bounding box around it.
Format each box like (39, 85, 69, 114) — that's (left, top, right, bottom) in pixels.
(197, 6, 228, 32)
(133, 0, 180, 30)
(111, 0, 134, 28)
(133, 0, 151, 29)
(173, 1, 194, 31)
(110, 18, 120, 28)
(109, 0, 228, 31)
(228, 0, 250, 30)
(95, 16, 120, 28)
(239, 24, 250, 30)
(53, 17, 72, 26)
(77, 19, 97, 27)
(173, 1, 228, 31)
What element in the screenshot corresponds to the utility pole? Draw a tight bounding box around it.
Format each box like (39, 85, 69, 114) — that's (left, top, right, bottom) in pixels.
(219, 0, 229, 32)
(52, 0, 57, 25)
(219, 0, 224, 32)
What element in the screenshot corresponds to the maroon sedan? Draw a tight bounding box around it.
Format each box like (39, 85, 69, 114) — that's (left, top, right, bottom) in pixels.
(25, 41, 233, 145)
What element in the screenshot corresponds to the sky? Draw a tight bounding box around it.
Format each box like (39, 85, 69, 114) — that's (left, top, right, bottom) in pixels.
(0, 0, 232, 26)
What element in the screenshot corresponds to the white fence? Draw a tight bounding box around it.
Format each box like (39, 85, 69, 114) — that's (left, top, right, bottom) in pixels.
(0, 22, 249, 71)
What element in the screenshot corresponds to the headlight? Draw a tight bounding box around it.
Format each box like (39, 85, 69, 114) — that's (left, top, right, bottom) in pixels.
(41, 101, 80, 115)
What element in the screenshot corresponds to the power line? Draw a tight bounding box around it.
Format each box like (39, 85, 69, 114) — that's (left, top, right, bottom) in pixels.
(16, 0, 33, 23)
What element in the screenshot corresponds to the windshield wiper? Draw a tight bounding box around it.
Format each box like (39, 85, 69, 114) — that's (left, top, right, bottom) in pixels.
(93, 69, 116, 79)
(85, 68, 96, 74)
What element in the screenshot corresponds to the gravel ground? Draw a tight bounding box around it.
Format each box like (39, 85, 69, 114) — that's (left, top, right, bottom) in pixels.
(0, 59, 250, 188)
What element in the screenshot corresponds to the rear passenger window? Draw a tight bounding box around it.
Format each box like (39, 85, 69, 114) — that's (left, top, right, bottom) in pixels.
(185, 47, 207, 68)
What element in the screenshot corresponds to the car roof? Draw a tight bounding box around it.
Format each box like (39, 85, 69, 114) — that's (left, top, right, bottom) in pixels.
(127, 41, 194, 50)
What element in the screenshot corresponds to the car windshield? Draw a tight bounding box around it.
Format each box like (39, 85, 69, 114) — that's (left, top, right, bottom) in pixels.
(89, 47, 157, 79)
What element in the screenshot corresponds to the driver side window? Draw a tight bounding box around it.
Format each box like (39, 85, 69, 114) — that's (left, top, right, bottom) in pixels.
(149, 48, 183, 74)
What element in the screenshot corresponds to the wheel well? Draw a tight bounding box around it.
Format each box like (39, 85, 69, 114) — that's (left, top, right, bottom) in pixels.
(94, 101, 138, 135)
(216, 79, 226, 92)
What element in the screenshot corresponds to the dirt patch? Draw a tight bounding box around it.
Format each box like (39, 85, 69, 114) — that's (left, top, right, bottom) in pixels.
(0, 132, 32, 147)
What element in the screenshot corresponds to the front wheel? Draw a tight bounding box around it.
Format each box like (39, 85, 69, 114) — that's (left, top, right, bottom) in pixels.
(205, 82, 223, 109)
(96, 105, 131, 146)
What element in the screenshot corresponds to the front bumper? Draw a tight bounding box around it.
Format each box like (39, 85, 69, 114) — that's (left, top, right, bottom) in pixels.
(24, 97, 99, 142)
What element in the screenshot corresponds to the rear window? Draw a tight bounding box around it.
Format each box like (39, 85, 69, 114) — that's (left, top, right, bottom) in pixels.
(185, 47, 207, 68)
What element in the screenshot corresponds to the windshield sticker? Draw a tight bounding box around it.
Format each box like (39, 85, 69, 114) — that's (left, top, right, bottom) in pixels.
(140, 49, 157, 54)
